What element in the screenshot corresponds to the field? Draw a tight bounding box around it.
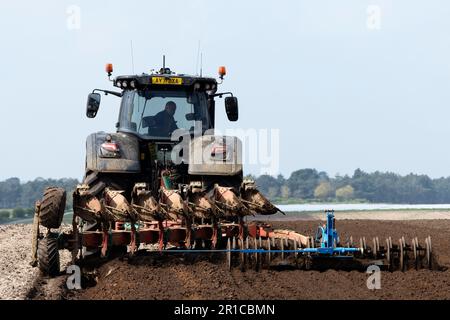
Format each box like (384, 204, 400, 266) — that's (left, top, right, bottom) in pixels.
(1, 211, 449, 300)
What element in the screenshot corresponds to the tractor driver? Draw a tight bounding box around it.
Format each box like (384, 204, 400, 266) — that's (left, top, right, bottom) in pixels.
(153, 101, 179, 137)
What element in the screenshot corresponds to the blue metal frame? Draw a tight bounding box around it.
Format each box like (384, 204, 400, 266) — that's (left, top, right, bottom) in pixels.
(303, 210, 360, 256)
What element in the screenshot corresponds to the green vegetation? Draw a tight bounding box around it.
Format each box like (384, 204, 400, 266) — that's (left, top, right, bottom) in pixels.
(0, 208, 36, 223)
(0, 210, 11, 223)
(250, 168, 450, 204)
(0, 177, 78, 210)
(1, 168, 450, 223)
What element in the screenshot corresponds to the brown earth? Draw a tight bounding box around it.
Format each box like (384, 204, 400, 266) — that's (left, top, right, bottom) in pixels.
(67, 220, 450, 300)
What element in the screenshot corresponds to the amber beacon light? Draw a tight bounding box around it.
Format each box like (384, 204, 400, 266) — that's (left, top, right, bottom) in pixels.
(218, 66, 226, 79)
(105, 63, 114, 76)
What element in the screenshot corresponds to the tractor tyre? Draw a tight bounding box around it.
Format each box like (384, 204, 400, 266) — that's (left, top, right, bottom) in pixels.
(39, 187, 66, 229)
(82, 171, 131, 197)
(37, 233, 60, 277)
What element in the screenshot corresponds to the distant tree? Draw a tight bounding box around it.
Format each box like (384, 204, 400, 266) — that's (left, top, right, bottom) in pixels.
(25, 208, 35, 216)
(432, 177, 450, 203)
(256, 175, 280, 198)
(318, 171, 330, 182)
(314, 182, 334, 200)
(334, 174, 352, 189)
(335, 185, 354, 201)
(280, 185, 290, 199)
(0, 178, 21, 208)
(287, 169, 321, 199)
(351, 169, 374, 201)
(0, 210, 10, 221)
(267, 187, 279, 199)
(12, 208, 26, 219)
(276, 174, 286, 185)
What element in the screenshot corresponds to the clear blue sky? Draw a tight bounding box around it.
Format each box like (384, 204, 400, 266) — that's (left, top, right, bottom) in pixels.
(1, 0, 450, 181)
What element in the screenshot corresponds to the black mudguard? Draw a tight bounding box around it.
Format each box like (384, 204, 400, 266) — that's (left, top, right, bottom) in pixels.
(85, 132, 141, 173)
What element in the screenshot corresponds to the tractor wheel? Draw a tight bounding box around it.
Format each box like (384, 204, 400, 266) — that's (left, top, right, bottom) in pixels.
(37, 233, 60, 277)
(82, 171, 132, 197)
(39, 187, 66, 229)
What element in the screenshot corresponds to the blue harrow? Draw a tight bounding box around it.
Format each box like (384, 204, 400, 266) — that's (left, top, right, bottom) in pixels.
(225, 210, 433, 271)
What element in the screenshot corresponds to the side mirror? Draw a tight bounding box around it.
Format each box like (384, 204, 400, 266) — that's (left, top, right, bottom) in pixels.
(86, 93, 101, 118)
(225, 96, 238, 122)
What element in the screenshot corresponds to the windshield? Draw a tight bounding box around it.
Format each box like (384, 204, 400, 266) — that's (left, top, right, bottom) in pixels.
(118, 90, 211, 139)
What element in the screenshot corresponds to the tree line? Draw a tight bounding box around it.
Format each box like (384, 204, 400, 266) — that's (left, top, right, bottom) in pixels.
(0, 177, 78, 210)
(1, 168, 450, 211)
(0, 208, 36, 223)
(251, 168, 450, 204)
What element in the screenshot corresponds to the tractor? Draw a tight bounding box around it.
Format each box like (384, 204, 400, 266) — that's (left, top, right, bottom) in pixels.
(30, 62, 434, 277)
(30, 61, 286, 276)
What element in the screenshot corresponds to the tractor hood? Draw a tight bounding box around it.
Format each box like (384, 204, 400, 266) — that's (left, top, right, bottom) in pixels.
(188, 135, 243, 176)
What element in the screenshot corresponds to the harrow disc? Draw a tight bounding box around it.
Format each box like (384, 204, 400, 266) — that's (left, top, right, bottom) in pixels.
(294, 238, 298, 259)
(412, 238, 418, 270)
(307, 237, 311, 248)
(385, 237, 392, 270)
(226, 238, 231, 270)
(399, 238, 405, 271)
(425, 236, 432, 269)
(372, 238, 378, 257)
(266, 238, 271, 266)
(253, 237, 259, 271)
(360, 237, 367, 255)
(259, 237, 263, 269)
(239, 238, 246, 271)
(347, 236, 354, 248)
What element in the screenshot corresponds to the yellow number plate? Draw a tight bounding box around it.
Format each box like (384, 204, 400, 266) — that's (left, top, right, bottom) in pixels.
(151, 77, 183, 85)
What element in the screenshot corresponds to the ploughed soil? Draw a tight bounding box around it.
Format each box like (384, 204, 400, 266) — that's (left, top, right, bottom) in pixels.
(66, 220, 450, 300)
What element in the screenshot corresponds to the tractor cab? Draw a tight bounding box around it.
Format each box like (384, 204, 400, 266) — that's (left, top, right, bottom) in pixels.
(86, 64, 239, 142)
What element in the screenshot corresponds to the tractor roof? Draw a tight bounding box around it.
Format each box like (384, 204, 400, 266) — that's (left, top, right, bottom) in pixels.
(113, 68, 217, 91)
